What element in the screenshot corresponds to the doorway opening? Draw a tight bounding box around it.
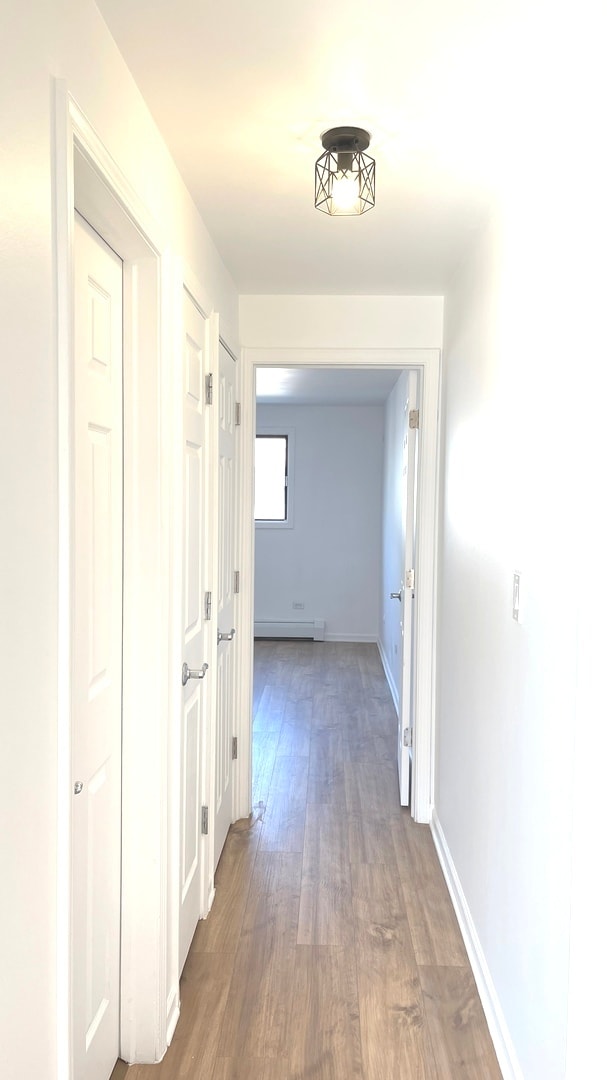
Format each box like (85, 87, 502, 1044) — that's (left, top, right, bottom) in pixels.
(252, 366, 416, 803)
(236, 348, 441, 830)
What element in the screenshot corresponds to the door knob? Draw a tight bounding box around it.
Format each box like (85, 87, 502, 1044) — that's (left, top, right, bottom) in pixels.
(182, 661, 209, 686)
(74, 781, 83, 795)
(217, 627, 236, 644)
(390, 591, 402, 601)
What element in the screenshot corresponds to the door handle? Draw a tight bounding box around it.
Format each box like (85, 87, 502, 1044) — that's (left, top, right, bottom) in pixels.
(217, 627, 236, 644)
(390, 591, 402, 601)
(182, 661, 209, 686)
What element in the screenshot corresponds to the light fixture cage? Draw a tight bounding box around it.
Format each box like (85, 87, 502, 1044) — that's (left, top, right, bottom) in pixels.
(315, 126, 375, 216)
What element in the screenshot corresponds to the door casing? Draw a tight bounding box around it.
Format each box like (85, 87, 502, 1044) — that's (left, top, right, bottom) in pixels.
(236, 348, 441, 825)
(55, 83, 179, 1074)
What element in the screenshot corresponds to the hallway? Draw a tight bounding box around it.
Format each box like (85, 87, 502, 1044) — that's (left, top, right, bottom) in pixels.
(119, 641, 501, 1079)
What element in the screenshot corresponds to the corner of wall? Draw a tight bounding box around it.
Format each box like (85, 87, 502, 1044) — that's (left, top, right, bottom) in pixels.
(430, 812, 524, 1080)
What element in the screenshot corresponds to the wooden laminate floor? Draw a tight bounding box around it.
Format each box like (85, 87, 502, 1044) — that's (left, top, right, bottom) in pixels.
(116, 641, 501, 1080)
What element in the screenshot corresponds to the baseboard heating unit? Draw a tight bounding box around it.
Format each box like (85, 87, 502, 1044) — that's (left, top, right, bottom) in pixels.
(254, 619, 325, 641)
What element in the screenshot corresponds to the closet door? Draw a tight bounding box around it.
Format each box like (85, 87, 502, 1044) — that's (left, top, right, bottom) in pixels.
(72, 212, 123, 1080)
(179, 289, 209, 971)
(214, 341, 238, 870)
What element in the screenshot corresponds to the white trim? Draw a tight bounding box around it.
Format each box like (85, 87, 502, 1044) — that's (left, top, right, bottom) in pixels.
(54, 82, 176, 1072)
(324, 633, 378, 644)
(164, 254, 189, 1016)
(378, 638, 400, 712)
(183, 264, 214, 324)
(234, 349, 255, 822)
(165, 991, 180, 1048)
(254, 619, 325, 641)
(252, 625, 377, 644)
(430, 812, 524, 1080)
(54, 79, 75, 1080)
(204, 885, 217, 921)
(413, 355, 440, 823)
(239, 346, 440, 825)
(221, 330, 246, 837)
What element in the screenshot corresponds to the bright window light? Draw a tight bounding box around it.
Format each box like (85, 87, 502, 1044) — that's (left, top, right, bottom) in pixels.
(255, 435, 288, 521)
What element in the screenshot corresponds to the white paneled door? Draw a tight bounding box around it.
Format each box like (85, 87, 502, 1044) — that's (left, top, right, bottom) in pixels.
(214, 341, 238, 870)
(398, 372, 419, 806)
(179, 290, 209, 972)
(72, 213, 123, 1080)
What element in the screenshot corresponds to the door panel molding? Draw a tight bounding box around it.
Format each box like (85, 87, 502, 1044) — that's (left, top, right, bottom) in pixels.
(238, 347, 441, 825)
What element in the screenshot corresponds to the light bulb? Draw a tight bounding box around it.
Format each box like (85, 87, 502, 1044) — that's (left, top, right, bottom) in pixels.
(331, 173, 359, 212)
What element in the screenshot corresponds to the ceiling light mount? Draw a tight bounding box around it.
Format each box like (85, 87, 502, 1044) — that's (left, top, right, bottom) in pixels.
(320, 126, 371, 154)
(315, 126, 375, 216)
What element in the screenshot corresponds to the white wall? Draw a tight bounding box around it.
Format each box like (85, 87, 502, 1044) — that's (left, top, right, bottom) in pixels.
(0, 4, 238, 1077)
(432, 5, 607, 1075)
(436, 211, 580, 1076)
(240, 294, 443, 348)
(565, 471, 607, 1078)
(562, 12, 607, 1074)
(379, 372, 409, 703)
(255, 404, 383, 641)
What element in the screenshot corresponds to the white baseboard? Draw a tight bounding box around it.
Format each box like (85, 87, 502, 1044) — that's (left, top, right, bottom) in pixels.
(202, 883, 216, 920)
(378, 638, 400, 712)
(324, 632, 378, 643)
(430, 812, 524, 1080)
(254, 623, 378, 645)
(165, 996, 180, 1047)
(254, 619, 325, 641)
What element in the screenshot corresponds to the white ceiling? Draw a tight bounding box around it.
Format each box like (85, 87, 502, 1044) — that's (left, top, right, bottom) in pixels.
(97, 0, 522, 295)
(256, 367, 402, 405)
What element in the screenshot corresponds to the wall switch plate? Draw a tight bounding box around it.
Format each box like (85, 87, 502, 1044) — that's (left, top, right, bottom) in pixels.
(512, 572, 521, 622)
(292, 601, 304, 610)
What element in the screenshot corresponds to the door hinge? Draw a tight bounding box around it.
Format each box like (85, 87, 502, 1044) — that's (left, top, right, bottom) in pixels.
(204, 591, 212, 621)
(405, 569, 415, 589)
(403, 727, 412, 748)
(205, 373, 213, 405)
(235, 401, 241, 426)
(201, 805, 209, 835)
(234, 570, 240, 594)
(409, 408, 419, 429)
(232, 736, 238, 760)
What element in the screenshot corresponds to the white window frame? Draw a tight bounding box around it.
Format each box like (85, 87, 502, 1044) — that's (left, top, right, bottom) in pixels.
(254, 425, 295, 529)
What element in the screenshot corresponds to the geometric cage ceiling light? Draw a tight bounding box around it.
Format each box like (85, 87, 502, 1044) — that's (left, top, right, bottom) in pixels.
(314, 126, 375, 216)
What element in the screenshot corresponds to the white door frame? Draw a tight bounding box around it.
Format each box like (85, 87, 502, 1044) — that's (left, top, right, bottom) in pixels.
(236, 347, 441, 825)
(54, 83, 178, 1074)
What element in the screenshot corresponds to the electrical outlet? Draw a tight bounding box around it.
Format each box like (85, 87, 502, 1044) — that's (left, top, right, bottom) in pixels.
(292, 601, 304, 610)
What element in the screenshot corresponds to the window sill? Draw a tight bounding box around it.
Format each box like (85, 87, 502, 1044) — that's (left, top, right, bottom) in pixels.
(255, 518, 294, 530)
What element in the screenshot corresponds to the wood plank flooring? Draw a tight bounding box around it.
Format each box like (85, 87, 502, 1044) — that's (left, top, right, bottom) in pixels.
(114, 641, 501, 1080)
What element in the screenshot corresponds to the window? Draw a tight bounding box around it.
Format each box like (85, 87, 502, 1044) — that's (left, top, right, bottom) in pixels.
(255, 432, 292, 526)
